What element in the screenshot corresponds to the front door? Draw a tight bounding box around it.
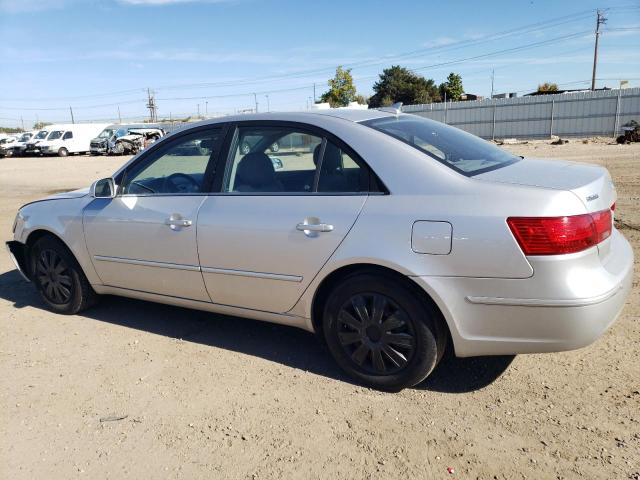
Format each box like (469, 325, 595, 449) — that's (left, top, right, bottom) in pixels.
(84, 127, 224, 301)
(197, 123, 373, 313)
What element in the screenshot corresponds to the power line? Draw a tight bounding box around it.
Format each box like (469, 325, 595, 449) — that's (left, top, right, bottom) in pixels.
(0, 8, 599, 104)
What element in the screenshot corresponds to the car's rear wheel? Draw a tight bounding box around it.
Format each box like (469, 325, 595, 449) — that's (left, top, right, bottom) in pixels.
(30, 236, 98, 314)
(322, 272, 445, 391)
(57, 147, 68, 157)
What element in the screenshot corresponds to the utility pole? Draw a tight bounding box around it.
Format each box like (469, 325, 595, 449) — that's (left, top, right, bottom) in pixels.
(117, 106, 122, 123)
(21, 116, 24, 130)
(197, 103, 200, 118)
(253, 93, 258, 113)
(313, 83, 316, 103)
(69, 106, 75, 124)
(205, 101, 208, 116)
(591, 9, 607, 91)
(490, 69, 495, 98)
(265, 94, 270, 112)
(146, 88, 157, 123)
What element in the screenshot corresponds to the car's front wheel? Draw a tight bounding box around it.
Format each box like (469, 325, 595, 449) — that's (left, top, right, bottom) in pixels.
(30, 236, 98, 314)
(323, 272, 445, 391)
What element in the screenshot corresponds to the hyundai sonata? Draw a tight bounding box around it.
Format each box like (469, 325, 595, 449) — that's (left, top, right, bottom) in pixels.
(6, 109, 633, 390)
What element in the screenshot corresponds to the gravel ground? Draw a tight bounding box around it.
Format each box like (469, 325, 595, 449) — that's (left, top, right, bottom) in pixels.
(0, 140, 638, 479)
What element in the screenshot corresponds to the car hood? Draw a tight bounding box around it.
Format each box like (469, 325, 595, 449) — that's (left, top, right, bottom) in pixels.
(476, 157, 615, 212)
(20, 187, 90, 210)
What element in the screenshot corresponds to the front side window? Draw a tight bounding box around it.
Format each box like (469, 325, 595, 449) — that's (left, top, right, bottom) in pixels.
(63, 131, 73, 140)
(121, 128, 223, 195)
(35, 130, 48, 139)
(224, 127, 322, 193)
(363, 115, 520, 176)
(48, 131, 63, 140)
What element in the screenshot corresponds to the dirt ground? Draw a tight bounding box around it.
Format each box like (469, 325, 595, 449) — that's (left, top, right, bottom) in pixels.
(0, 139, 638, 480)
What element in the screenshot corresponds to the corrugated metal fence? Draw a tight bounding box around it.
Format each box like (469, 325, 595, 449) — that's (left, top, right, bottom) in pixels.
(402, 88, 640, 139)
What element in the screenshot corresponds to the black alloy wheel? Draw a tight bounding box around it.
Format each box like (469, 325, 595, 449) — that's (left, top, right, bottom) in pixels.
(35, 248, 73, 304)
(336, 293, 416, 375)
(322, 272, 446, 391)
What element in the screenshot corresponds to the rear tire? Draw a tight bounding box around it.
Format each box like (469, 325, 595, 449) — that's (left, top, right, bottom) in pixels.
(57, 147, 68, 157)
(30, 236, 98, 314)
(322, 272, 445, 391)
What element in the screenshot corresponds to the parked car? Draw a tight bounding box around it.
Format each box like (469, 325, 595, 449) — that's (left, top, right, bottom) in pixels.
(1, 131, 34, 157)
(90, 124, 165, 155)
(0, 135, 19, 157)
(38, 123, 110, 157)
(6, 110, 633, 391)
(24, 127, 57, 156)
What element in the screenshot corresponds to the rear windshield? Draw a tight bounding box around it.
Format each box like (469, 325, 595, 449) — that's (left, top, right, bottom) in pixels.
(363, 115, 520, 176)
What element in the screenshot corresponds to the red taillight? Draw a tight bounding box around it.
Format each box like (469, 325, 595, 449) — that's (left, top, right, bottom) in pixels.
(507, 209, 612, 255)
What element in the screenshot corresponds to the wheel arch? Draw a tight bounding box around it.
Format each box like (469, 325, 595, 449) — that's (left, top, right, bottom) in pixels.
(310, 263, 454, 350)
(24, 229, 81, 278)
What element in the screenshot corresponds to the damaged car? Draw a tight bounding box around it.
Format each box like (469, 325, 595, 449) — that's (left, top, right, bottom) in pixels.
(90, 124, 165, 156)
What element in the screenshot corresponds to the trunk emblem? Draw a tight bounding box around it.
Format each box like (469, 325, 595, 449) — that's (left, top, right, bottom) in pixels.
(586, 194, 599, 202)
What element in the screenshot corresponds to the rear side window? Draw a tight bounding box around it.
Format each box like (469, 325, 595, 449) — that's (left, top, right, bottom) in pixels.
(222, 125, 374, 194)
(224, 127, 322, 193)
(363, 115, 520, 176)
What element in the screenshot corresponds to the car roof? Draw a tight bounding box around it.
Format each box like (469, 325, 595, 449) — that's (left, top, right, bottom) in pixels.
(172, 109, 395, 131)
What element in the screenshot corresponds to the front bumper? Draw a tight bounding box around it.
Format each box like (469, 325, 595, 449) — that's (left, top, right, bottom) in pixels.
(6, 241, 30, 282)
(414, 229, 634, 357)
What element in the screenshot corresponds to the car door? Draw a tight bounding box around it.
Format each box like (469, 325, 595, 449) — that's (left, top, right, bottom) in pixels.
(83, 126, 225, 301)
(197, 122, 375, 313)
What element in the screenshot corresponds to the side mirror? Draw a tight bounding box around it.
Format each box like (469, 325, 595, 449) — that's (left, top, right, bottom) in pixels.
(90, 178, 116, 198)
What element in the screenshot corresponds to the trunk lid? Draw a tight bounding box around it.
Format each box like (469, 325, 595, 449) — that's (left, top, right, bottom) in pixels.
(477, 157, 616, 259)
(476, 157, 616, 213)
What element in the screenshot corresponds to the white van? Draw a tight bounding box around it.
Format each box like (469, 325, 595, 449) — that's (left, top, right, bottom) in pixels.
(39, 123, 110, 157)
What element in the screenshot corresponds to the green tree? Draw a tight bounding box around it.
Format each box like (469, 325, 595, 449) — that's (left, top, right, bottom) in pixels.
(537, 82, 559, 92)
(368, 66, 440, 108)
(320, 66, 358, 107)
(439, 72, 464, 101)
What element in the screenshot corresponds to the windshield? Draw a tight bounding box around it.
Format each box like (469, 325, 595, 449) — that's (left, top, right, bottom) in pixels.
(35, 130, 48, 139)
(363, 115, 520, 176)
(48, 130, 64, 140)
(98, 129, 115, 139)
(19, 133, 31, 142)
(115, 128, 129, 137)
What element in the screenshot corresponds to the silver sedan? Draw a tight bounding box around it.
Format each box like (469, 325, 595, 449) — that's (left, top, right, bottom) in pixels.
(6, 109, 634, 391)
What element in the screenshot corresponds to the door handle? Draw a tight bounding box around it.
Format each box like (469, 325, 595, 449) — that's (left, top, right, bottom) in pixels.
(165, 215, 192, 230)
(296, 222, 334, 233)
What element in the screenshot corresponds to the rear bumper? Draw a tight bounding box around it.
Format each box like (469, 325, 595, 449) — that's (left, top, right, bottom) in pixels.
(413, 229, 634, 357)
(5, 241, 30, 282)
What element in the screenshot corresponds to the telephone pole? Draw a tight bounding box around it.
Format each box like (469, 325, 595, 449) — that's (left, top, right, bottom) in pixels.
(591, 9, 607, 91)
(69, 106, 75, 124)
(253, 93, 258, 113)
(146, 88, 157, 122)
(117, 106, 122, 123)
(490, 69, 495, 98)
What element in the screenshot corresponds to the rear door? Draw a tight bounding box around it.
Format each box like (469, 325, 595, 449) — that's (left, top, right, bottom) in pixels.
(84, 126, 225, 301)
(197, 122, 375, 313)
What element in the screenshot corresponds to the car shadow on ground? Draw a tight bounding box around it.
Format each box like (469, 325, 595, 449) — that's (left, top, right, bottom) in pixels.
(0, 269, 513, 393)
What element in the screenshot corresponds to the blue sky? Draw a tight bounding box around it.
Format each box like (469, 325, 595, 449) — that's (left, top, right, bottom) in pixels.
(0, 0, 638, 128)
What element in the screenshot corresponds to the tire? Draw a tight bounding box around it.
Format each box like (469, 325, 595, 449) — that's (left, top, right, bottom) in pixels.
(57, 147, 68, 157)
(5, 149, 13, 157)
(322, 272, 446, 391)
(29, 235, 98, 315)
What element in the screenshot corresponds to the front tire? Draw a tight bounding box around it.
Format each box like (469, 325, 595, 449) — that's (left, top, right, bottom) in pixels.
(322, 272, 445, 391)
(30, 236, 98, 314)
(57, 147, 68, 157)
